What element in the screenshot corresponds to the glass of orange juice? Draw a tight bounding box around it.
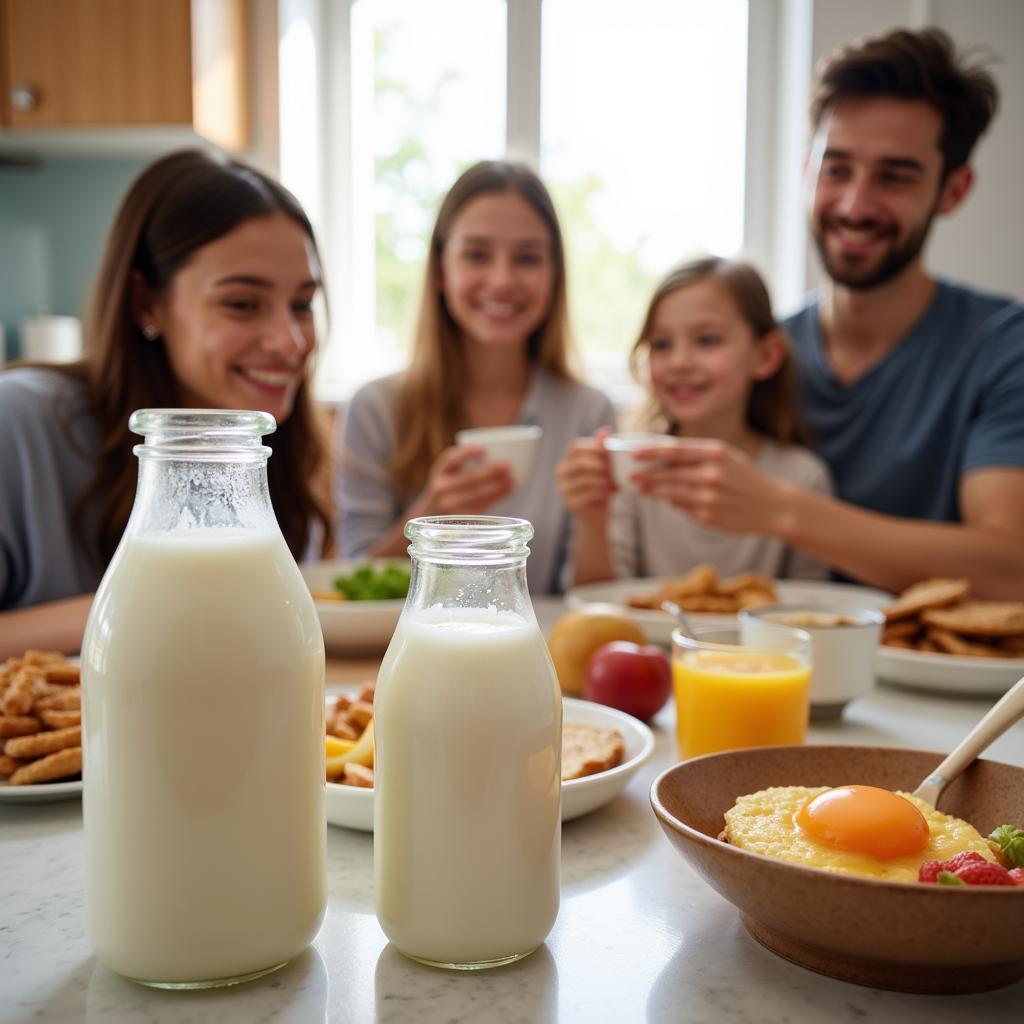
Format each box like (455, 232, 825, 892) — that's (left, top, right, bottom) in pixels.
(672, 626, 812, 759)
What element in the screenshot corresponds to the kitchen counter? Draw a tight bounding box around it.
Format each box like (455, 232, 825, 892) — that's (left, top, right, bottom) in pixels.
(3, 598, 1023, 1023)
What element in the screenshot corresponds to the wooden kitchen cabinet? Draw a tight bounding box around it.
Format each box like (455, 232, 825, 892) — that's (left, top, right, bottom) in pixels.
(0, 0, 248, 151)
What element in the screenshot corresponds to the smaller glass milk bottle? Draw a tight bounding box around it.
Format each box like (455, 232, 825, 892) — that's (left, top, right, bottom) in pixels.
(81, 410, 326, 988)
(374, 516, 562, 969)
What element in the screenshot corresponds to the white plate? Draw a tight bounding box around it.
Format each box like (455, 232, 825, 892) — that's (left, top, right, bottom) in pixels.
(300, 559, 408, 654)
(324, 696, 655, 832)
(566, 577, 892, 646)
(0, 778, 82, 803)
(875, 645, 1024, 697)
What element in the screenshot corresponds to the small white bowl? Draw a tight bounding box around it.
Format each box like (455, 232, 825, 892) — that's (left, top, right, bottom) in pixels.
(739, 603, 885, 718)
(324, 696, 655, 831)
(602, 432, 677, 492)
(455, 425, 543, 490)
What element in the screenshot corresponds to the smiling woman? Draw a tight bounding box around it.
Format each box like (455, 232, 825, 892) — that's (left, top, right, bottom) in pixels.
(0, 149, 334, 660)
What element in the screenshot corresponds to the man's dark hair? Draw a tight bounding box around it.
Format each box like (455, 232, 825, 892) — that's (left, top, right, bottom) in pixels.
(810, 28, 999, 175)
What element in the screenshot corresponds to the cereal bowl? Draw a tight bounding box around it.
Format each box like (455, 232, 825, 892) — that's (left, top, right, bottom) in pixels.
(650, 745, 1024, 993)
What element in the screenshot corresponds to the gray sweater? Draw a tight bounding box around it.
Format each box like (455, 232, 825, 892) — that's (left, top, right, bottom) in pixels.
(0, 368, 104, 609)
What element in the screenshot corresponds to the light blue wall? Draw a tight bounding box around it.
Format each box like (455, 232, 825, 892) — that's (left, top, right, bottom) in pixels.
(0, 157, 146, 359)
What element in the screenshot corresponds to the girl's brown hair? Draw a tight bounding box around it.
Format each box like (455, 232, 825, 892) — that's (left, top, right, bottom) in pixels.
(390, 160, 576, 497)
(53, 148, 333, 565)
(629, 256, 807, 445)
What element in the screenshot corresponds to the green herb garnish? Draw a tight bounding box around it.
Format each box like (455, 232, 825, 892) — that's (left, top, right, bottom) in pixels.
(988, 824, 1024, 868)
(937, 871, 965, 886)
(333, 563, 410, 601)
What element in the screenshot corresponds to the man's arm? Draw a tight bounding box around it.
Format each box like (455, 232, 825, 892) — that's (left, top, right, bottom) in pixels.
(776, 467, 1024, 598)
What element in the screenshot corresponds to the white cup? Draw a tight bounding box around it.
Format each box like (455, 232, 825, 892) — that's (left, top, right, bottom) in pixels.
(603, 432, 678, 492)
(20, 315, 83, 363)
(454, 425, 543, 490)
(739, 604, 885, 719)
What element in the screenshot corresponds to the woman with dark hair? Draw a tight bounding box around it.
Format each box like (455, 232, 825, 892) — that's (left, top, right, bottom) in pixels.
(337, 159, 615, 594)
(0, 148, 333, 658)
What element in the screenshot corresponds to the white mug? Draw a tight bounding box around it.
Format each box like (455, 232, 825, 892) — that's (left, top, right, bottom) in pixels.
(739, 604, 885, 718)
(454, 425, 543, 490)
(20, 315, 83, 363)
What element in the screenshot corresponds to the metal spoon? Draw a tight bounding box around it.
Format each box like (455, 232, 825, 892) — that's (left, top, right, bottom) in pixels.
(913, 673, 1024, 806)
(661, 599, 696, 639)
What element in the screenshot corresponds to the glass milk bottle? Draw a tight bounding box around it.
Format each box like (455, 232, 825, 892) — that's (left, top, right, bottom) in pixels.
(81, 410, 326, 988)
(374, 516, 562, 969)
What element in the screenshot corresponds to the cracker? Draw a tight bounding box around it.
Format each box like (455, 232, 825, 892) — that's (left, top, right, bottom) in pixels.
(0, 715, 41, 738)
(925, 627, 1008, 658)
(561, 723, 624, 781)
(717, 571, 776, 597)
(0, 753, 25, 777)
(883, 618, 920, 641)
(884, 578, 969, 622)
(921, 601, 1024, 638)
(342, 763, 374, 788)
(5, 725, 81, 759)
(38, 709, 82, 729)
(9, 746, 82, 785)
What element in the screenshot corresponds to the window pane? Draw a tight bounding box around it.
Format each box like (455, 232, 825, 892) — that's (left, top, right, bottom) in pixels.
(540, 0, 748, 386)
(349, 0, 506, 383)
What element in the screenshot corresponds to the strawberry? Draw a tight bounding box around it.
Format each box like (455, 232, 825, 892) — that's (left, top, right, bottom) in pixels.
(918, 860, 945, 883)
(943, 850, 989, 873)
(952, 861, 1015, 887)
(1009, 868, 1024, 887)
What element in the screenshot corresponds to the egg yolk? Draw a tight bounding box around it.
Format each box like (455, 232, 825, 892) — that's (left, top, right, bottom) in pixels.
(796, 785, 930, 859)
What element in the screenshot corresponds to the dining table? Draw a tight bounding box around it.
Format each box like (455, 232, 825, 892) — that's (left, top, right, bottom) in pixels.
(3, 596, 1023, 1023)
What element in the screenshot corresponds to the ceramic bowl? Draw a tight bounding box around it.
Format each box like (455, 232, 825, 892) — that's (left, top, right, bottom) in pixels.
(454, 425, 542, 490)
(650, 745, 1024, 993)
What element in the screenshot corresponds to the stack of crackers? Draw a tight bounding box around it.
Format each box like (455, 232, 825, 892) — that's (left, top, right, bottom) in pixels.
(0, 650, 82, 785)
(627, 563, 778, 614)
(883, 579, 1024, 658)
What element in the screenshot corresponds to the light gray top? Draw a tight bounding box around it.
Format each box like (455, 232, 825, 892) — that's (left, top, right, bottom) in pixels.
(336, 368, 617, 594)
(609, 438, 834, 580)
(4, 598, 1023, 1023)
(0, 367, 104, 609)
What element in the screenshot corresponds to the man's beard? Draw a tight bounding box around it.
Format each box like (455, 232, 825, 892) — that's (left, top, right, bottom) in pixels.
(812, 210, 936, 291)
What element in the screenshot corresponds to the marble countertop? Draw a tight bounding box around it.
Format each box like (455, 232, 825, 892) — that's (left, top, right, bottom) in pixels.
(3, 602, 1023, 1023)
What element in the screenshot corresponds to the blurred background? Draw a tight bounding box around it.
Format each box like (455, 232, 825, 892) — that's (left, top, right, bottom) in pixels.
(1, 0, 1021, 402)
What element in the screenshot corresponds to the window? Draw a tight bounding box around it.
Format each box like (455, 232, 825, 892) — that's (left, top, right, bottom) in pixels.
(297, 0, 750, 401)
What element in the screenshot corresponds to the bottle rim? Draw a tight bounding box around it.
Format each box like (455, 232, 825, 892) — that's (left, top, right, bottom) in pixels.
(405, 516, 534, 563)
(129, 409, 276, 461)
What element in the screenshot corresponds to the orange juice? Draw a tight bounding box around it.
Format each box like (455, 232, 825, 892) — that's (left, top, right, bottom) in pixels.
(673, 650, 811, 758)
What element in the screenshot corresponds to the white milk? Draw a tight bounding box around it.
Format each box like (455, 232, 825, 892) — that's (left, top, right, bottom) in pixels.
(82, 529, 326, 984)
(374, 606, 562, 967)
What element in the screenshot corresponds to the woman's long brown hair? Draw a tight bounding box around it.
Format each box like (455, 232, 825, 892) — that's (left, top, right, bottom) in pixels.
(52, 148, 333, 565)
(390, 160, 577, 497)
(629, 256, 808, 445)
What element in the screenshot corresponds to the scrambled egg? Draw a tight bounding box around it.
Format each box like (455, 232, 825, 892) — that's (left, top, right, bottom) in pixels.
(723, 786, 995, 883)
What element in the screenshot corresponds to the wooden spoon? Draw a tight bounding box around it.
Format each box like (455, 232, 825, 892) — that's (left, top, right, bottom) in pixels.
(913, 674, 1024, 806)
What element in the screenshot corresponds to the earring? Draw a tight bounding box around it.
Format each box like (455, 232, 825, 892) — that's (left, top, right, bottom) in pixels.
(141, 324, 159, 341)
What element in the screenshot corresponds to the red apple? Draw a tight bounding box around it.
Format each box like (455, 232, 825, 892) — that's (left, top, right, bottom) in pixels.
(582, 641, 672, 720)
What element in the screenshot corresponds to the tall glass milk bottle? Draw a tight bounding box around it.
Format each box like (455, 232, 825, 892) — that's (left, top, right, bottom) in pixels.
(374, 516, 562, 969)
(81, 410, 326, 988)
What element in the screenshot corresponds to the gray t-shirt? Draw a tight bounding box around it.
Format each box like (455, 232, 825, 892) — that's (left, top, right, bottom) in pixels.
(336, 368, 617, 594)
(608, 438, 833, 581)
(785, 280, 1024, 520)
(0, 368, 104, 609)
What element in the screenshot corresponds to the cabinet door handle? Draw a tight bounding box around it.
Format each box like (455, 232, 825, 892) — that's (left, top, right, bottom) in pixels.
(11, 83, 39, 113)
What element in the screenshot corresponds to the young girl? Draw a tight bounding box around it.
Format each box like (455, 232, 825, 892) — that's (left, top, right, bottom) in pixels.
(337, 160, 615, 594)
(0, 149, 333, 658)
(557, 256, 832, 585)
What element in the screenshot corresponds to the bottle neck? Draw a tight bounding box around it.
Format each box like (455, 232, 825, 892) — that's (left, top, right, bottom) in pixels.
(126, 452, 278, 538)
(403, 516, 535, 620)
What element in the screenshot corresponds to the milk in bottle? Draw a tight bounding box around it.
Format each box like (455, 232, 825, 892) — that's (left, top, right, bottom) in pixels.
(374, 516, 561, 968)
(82, 410, 326, 988)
